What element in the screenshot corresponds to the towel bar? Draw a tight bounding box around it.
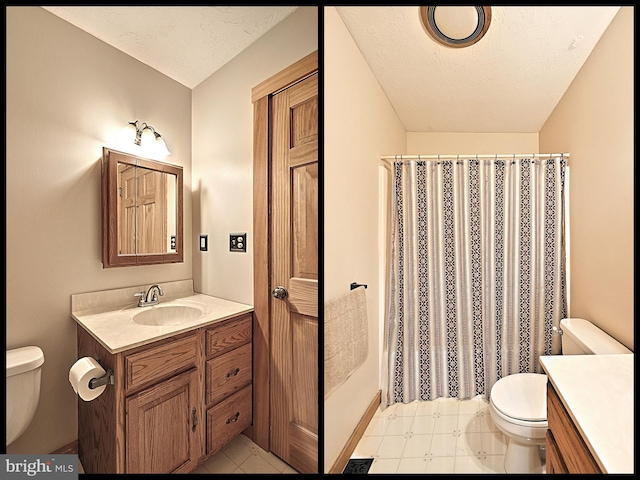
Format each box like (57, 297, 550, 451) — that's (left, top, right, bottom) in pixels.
(350, 282, 367, 290)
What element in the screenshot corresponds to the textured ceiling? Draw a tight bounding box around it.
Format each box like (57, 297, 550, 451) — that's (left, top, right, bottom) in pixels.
(336, 6, 620, 133)
(43, 6, 297, 89)
(43, 6, 620, 133)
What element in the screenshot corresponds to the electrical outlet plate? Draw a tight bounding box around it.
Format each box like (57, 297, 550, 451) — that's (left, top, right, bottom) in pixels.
(230, 233, 246, 252)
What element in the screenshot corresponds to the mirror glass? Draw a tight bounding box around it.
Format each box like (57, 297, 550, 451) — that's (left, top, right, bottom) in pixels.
(102, 147, 183, 267)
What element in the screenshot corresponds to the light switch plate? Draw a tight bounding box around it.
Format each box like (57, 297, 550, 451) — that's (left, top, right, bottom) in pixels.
(230, 233, 247, 252)
(199, 234, 208, 251)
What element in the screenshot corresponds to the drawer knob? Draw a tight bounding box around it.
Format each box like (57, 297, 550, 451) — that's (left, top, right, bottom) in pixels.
(226, 367, 240, 378)
(226, 412, 240, 424)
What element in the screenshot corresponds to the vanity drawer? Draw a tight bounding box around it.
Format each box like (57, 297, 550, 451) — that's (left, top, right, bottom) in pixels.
(206, 343, 252, 405)
(125, 334, 197, 391)
(205, 314, 252, 357)
(207, 385, 252, 455)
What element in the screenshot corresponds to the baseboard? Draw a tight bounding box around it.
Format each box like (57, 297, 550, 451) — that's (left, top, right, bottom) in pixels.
(51, 440, 78, 455)
(329, 389, 381, 474)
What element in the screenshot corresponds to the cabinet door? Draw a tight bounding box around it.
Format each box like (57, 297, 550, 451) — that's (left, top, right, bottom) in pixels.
(126, 368, 202, 473)
(546, 383, 601, 473)
(546, 429, 568, 474)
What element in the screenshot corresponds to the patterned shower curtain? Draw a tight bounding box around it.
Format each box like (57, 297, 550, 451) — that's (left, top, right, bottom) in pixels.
(383, 156, 568, 407)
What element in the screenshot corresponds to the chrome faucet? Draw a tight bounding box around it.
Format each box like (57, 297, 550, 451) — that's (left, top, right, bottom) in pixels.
(134, 284, 164, 307)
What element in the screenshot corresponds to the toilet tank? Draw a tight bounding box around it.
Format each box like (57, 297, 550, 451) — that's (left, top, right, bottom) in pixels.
(6, 346, 45, 446)
(560, 318, 631, 355)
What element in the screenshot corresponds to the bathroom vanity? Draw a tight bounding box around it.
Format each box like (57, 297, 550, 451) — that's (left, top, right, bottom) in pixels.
(71, 281, 254, 474)
(540, 354, 633, 474)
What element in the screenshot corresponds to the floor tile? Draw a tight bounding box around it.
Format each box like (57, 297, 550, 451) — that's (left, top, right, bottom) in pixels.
(385, 415, 414, 435)
(429, 433, 458, 456)
(397, 457, 428, 473)
(376, 434, 407, 458)
(352, 435, 383, 458)
(368, 457, 400, 474)
(402, 434, 432, 457)
(348, 396, 507, 474)
(410, 414, 436, 434)
(200, 434, 298, 474)
(432, 413, 459, 434)
(425, 455, 456, 473)
(454, 455, 485, 473)
(363, 415, 392, 436)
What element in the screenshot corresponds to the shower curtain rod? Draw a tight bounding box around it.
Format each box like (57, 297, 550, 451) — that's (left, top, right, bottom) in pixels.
(381, 153, 569, 161)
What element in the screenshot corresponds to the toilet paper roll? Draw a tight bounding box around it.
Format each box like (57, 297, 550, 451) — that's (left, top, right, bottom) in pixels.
(69, 357, 107, 401)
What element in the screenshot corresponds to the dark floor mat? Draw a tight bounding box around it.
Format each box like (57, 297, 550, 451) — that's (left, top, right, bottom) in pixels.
(342, 458, 374, 474)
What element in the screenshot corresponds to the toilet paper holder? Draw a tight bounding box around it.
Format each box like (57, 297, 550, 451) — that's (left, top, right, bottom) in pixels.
(88, 369, 114, 390)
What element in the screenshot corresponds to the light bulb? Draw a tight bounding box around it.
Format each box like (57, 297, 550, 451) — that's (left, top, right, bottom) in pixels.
(140, 127, 156, 148)
(119, 122, 138, 145)
(154, 134, 171, 156)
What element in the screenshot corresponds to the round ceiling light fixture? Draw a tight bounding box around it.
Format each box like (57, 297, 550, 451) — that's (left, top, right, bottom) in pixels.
(420, 6, 492, 48)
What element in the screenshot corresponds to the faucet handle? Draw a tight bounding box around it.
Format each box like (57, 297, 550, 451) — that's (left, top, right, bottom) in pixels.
(134, 291, 146, 306)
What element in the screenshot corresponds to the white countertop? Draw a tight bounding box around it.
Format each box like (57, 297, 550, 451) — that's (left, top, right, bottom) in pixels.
(72, 293, 253, 354)
(540, 354, 634, 474)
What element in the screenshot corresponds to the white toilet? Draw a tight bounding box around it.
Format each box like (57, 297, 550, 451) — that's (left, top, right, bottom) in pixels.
(6, 346, 45, 446)
(489, 318, 631, 474)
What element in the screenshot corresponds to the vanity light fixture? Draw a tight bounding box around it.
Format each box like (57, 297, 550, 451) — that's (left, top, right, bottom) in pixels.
(420, 6, 492, 48)
(120, 120, 171, 156)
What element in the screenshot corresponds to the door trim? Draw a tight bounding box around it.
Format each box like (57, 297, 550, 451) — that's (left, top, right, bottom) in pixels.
(251, 50, 318, 451)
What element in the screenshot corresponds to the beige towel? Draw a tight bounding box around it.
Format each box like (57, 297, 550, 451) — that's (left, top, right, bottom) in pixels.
(324, 286, 368, 399)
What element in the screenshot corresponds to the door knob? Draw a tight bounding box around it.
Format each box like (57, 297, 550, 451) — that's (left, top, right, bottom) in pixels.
(272, 286, 288, 300)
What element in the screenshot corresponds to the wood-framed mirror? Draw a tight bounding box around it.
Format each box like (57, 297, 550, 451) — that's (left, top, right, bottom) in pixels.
(101, 147, 183, 268)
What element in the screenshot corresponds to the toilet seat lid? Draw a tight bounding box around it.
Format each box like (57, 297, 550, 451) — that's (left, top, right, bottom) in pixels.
(491, 373, 547, 421)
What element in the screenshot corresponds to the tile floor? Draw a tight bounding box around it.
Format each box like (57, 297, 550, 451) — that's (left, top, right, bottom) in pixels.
(78, 433, 298, 474)
(349, 395, 544, 474)
(193, 433, 298, 474)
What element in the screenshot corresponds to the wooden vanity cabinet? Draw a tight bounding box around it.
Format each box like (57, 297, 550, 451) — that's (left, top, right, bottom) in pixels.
(123, 333, 203, 473)
(546, 382, 601, 474)
(77, 312, 252, 474)
(204, 313, 253, 456)
(126, 367, 202, 473)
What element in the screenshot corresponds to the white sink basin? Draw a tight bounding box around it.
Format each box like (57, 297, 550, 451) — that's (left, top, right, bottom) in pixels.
(133, 305, 203, 326)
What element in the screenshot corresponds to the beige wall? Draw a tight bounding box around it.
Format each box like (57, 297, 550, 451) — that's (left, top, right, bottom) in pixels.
(324, 5, 634, 471)
(6, 5, 318, 457)
(6, 7, 193, 453)
(408, 132, 538, 155)
(540, 7, 634, 351)
(191, 7, 318, 304)
(324, 7, 406, 473)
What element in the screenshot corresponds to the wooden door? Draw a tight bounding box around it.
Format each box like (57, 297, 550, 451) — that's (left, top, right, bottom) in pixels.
(135, 167, 166, 254)
(117, 165, 166, 255)
(270, 72, 318, 474)
(125, 369, 202, 473)
(118, 163, 136, 254)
